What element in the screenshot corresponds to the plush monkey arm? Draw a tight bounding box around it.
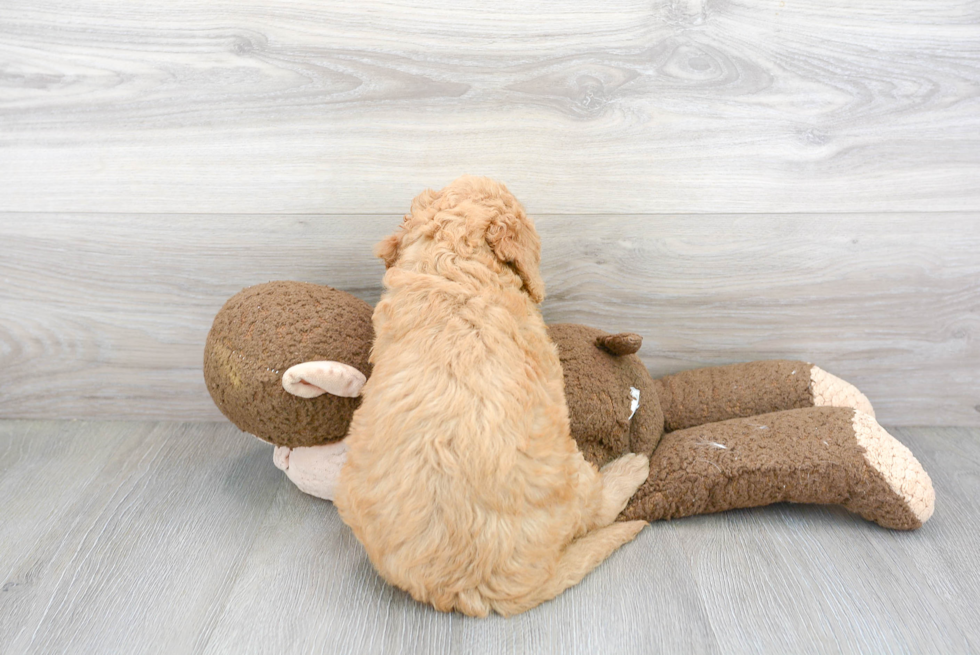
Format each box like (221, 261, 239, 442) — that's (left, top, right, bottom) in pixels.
(654, 360, 874, 432)
(620, 406, 934, 530)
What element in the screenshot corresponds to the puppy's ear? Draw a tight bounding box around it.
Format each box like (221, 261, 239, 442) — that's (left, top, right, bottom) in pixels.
(486, 212, 545, 303)
(374, 232, 401, 269)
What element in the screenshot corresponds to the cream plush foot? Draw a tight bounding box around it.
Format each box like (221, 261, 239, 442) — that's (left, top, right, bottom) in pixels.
(809, 365, 875, 417)
(273, 441, 349, 501)
(846, 411, 934, 527)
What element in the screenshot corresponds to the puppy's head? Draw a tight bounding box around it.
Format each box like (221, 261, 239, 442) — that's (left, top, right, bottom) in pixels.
(375, 176, 545, 303)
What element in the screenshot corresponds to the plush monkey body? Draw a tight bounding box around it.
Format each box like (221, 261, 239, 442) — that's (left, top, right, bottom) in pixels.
(550, 323, 931, 530)
(204, 282, 934, 530)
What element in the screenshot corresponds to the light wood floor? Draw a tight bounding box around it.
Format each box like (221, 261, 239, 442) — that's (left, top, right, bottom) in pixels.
(1, 420, 976, 654)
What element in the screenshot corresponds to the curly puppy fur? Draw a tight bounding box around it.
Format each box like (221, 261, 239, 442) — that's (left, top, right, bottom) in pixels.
(334, 176, 649, 617)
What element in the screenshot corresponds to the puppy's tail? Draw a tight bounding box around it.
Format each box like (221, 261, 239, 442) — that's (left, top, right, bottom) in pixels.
(490, 520, 647, 616)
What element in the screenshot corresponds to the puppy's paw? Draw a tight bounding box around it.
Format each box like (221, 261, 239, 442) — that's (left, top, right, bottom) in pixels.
(600, 452, 650, 492)
(597, 453, 650, 525)
(617, 519, 649, 540)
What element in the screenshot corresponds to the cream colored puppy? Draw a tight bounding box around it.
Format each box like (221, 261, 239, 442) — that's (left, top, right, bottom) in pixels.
(334, 176, 649, 617)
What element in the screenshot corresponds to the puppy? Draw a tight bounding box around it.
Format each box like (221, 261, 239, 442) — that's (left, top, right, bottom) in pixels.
(334, 176, 649, 617)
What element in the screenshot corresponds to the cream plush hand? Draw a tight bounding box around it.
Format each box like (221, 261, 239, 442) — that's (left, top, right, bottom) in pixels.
(273, 441, 349, 501)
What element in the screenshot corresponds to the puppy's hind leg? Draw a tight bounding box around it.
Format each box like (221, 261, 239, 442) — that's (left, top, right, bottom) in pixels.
(495, 520, 647, 616)
(489, 457, 648, 616)
(595, 453, 650, 526)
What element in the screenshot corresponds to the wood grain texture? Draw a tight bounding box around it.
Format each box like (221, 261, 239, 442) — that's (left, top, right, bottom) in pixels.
(1, 0, 978, 214)
(0, 420, 977, 654)
(2, 213, 977, 425)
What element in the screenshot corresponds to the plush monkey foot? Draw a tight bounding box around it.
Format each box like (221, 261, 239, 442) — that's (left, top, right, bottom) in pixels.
(847, 411, 933, 526)
(809, 365, 874, 417)
(621, 406, 934, 530)
(273, 441, 349, 501)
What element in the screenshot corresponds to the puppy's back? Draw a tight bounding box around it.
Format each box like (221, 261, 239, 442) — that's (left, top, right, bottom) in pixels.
(336, 286, 595, 615)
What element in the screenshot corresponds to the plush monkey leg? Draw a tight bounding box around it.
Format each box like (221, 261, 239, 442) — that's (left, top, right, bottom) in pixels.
(654, 360, 874, 432)
(620, 406, 934, 530)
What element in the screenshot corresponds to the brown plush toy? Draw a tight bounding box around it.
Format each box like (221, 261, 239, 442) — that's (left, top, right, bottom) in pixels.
(205, 282, 935, 530)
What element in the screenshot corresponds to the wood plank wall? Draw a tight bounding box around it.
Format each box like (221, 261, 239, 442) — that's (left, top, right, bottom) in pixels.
(1, 1, 978, 425)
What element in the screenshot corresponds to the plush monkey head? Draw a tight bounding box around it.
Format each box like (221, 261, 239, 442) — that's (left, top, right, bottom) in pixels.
(203, 281, 373, 448)
(204, 282, 663, 463)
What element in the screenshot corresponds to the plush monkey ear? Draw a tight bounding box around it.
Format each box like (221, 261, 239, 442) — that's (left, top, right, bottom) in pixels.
(596, 333, 643, 356)
(282, 361, 366, 398)
(486, 213, 545, 303)
(374, 232, 401, 269)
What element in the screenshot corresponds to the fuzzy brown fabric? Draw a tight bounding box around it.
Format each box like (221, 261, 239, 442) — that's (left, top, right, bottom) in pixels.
(203, 282, 374, 447)
(620, 406, 923, 530)
(548, 324, 664, 467)
(655, 360, 815, 432)
(203, 282, 931, 530)
(204, 286, 666, 457)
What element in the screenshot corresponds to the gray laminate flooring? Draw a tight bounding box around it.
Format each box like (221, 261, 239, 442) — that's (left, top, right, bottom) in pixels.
(1, 420, 976, 654)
